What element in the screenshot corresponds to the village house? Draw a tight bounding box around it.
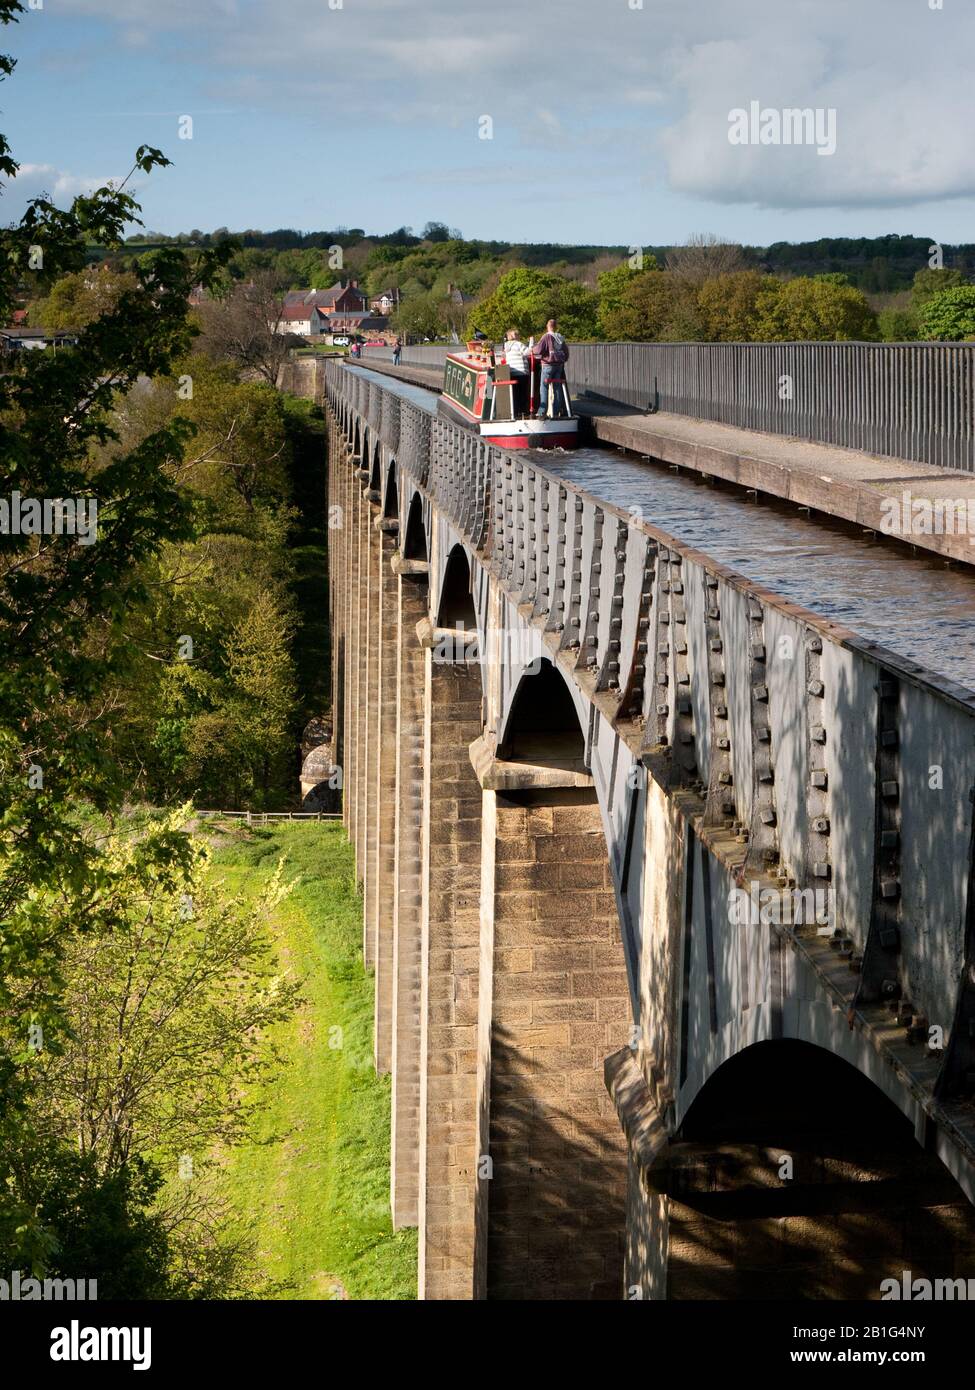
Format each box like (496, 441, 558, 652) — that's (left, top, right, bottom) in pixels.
(1, 327, 79, 352)
(445, 281, 474, 308)
(370, 288, 402, 314)
(275, 280, 388, 337)
(282, 280, 368, 316)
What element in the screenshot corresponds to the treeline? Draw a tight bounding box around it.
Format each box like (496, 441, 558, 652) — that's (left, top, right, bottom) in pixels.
(104, 228, 975, 344)
(466, 259, 975, 345)
(124, 223, 975, 288)
(115, 224, 975, 296)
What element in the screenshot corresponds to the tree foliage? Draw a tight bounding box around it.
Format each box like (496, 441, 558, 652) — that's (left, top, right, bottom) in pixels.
(918, 285, 975, 341)
(468, 267, 599, 341)
(0, 2, 301, 1296)
(752, 275, 879, 341)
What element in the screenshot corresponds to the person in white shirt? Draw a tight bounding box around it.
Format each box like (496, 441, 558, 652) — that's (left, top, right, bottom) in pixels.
(503, 327, 532, 416)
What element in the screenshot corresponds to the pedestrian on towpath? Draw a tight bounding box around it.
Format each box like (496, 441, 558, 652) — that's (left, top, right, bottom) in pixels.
(393, 338, 402, 366)
(533, 318, 569, 419)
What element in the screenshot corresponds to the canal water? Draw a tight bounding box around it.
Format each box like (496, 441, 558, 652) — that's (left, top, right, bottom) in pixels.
(348, 369, 975, 693)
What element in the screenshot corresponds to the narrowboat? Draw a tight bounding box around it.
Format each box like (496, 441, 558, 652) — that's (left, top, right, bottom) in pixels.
(438, 341, 579, 449)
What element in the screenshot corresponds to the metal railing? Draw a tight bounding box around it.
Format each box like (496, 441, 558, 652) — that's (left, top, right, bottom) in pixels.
(363, 340, 975, 472)
(195, 810, 342, 823)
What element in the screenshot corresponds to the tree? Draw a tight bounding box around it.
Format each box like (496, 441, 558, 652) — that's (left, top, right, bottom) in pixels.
(596, 260, 656, 338)
(174, 354, 291, 514)
(195, 269, 295, 386)
(468, 267, 599, 341)
(0, 1127, 174, 1298)
(225, 590, 298, 800)
(422, 221, 451, 242)
(665, 233, 748, 285)
(31, 811, 298, 1171)
(919, 285, 975, 341)
(0, 0, 235, 1273)
(911, 267, 968, 309)
(37, 263, 137, 333)
(754, 276, 879, 341)
(597, 269, 685, 341)
(391, 289, 447, 341)
(15, 810, 299, 1293)
(697, 271, 781, 341)
(877, 307, 919, 342)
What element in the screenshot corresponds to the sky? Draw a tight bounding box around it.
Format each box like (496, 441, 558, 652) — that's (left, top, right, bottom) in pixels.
(3, 0, 975, 249)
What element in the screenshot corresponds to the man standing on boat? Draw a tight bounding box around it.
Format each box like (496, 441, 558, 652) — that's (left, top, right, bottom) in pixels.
(503, 327, 531, 416)
(533, 318, 569, 419)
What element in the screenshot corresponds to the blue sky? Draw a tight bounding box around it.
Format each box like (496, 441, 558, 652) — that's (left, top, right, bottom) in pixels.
(4, 0, 975, 248)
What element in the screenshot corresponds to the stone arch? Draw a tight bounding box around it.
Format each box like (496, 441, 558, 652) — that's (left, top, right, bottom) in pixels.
(403, 491, 428, 562)
(648, 1038, 975, 1300)
(369, 440, 382, 493)
(497, 657, 586, 770)
(436, 543, 477, 630)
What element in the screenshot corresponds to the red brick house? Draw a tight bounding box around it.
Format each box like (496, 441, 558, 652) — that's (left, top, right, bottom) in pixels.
(282, 280, 368, 315)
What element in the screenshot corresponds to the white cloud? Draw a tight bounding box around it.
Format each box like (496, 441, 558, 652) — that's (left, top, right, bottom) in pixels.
(5, 163, 126, 219)
(659, 23, 975, 209)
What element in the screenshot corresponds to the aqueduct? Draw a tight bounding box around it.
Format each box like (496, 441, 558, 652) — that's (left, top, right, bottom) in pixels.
(325, 357, 975, 1300)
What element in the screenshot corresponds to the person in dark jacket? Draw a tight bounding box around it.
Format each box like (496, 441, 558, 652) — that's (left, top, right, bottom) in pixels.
(533, 318, 569, 418)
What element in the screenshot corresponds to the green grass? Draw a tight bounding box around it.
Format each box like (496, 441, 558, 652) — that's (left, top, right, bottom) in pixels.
(212, 820, 417, 1300)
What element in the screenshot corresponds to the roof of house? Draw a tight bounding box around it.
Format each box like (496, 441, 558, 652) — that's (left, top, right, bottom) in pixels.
(279, 303, 314, 321)
(1, 326, 76, 340)
(283, 282, 367, 310)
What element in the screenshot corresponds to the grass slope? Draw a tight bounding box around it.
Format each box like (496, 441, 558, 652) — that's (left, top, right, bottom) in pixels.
(213, 820, 416, 1300)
